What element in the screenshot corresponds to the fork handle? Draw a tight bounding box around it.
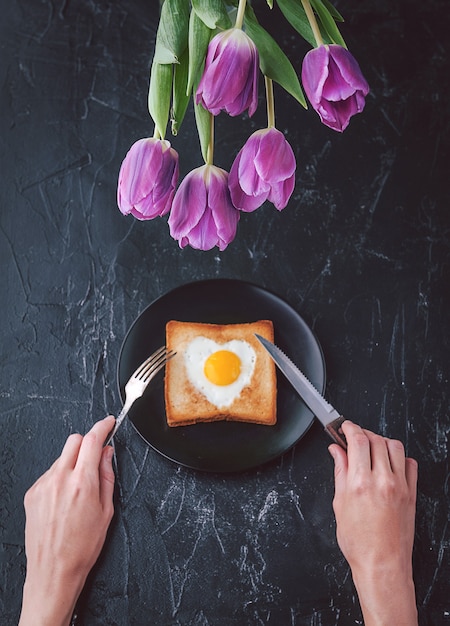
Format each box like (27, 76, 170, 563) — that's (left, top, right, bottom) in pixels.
(103, 402, 132, 447)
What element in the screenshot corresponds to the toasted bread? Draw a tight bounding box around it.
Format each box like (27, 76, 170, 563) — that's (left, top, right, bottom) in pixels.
(164, 320, 276, 427)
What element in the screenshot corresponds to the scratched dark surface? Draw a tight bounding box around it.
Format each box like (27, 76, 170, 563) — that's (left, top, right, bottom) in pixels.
(1, 0, 449, 624)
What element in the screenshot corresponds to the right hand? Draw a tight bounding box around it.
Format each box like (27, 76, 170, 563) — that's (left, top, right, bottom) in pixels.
(328, 420, 418, 626)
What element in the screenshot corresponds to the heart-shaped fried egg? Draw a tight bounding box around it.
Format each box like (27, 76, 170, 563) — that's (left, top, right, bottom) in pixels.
(184, 337, 256, 408)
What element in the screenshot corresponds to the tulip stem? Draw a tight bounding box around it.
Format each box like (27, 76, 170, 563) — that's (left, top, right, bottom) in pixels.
(235, 0, 247, 30)
(301, 0, 324, 47)
(206, 113, 214, 165)
(265, 76, 275, 128)
(153, 125, 161, 140)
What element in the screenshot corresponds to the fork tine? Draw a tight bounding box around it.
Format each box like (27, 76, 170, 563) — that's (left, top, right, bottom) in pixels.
(139, 349, 176, 382)
(140, 350, 177, 383)
(132, 346, 166, 378)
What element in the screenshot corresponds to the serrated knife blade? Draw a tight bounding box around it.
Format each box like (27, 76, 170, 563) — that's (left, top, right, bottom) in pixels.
(255, 334, 347, 449)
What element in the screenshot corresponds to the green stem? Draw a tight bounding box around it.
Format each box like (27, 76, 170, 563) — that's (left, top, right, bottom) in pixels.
(300, 0, 323, 47)
(206, 113, 214, 165)
(153, 125, 161, 140)
(235, 0, 247, 30)
(265, 76, 275, 128)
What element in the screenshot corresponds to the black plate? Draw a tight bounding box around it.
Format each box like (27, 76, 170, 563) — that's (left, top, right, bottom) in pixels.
(117, 279, 325, 473)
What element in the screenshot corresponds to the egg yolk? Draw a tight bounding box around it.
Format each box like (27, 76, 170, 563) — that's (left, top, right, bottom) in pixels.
(204, 350, 241, 386)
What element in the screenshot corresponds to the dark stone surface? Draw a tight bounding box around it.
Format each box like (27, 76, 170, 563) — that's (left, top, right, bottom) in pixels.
(1, 0, 449, 624)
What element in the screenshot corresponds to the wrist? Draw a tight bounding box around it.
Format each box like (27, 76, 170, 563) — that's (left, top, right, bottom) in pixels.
(19, 571, 86, 626)
(351, 562, 417, 626)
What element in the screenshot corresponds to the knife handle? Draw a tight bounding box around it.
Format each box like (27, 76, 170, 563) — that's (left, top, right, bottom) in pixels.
(325, 415, 347, 450)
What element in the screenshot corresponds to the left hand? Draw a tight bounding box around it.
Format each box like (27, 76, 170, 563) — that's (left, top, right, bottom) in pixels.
(19, 416, 116, 626)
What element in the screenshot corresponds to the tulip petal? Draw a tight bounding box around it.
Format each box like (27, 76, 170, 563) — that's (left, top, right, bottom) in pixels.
(195, 28, 259, 118)
(169, 165, 239, 251)
(255, 129, 296, 183)
(134, 145, 179, 218)
(328, 45, 369, 95)
(319, 96, 357, 132)
(301, 44, 369, 132)
(118, 139, 161, 214)
(321, 57, 357, 102)
(208, 168, 240, 246)
(267, 174, 295, 210)
(237, 143, 270, 197)
(230, 181, 266, 212)
(117, 138, 179, 219)
(168, 167, 208, 238)
(301, 45, 330, 106)
(229, 150, 268, 212)
(229, 127, 296, 211)
(183, 207, 218, 250)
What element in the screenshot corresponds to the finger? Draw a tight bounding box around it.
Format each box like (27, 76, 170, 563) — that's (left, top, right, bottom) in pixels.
(75, 416, 116, 475)
(404, 457, 418, 543)
(405, 457, 418, 501)
(328, 443, 348, 496)
(363, 429, 392, 473)
(341, 421, 371, 474)
(57, 433, 84, 470)
(385, 437, 407, 476)
(99, 446, 115, 515)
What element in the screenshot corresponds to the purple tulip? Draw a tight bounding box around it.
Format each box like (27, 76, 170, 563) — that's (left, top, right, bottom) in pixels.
(168, 165, 240, 251)
(229, 127, 296, 212)
(117, 138, 179, 219)
(196, 28, 259, 117)
(301, 44, 369, 132)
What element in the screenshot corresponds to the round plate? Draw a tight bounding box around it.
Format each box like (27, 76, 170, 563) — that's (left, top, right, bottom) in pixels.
(117, 279, 325, 473)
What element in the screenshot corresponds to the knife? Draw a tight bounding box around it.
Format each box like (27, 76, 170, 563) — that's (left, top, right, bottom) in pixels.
(255, 334, 347, 450)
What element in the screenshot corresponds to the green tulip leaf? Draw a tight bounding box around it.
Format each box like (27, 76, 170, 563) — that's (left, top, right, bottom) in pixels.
(191, 0, 231, 30)
(310, 0, 346, 47)
(148, 62, 173, 138)
(275, 0, 317, 47)
(244, 6, 307, 108)
(187, 9, 212, 95)
(321, 0, 344, 22)
(172, 47, 190, 135)
(194, 101, 211, 164)
(154, 0, 190, 64)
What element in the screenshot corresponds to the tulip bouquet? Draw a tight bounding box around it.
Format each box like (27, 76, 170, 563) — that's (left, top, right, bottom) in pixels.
(117, 0, 369, 251)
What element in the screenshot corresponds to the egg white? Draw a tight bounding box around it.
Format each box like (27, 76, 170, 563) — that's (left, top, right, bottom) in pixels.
(184, 337, 256, 408)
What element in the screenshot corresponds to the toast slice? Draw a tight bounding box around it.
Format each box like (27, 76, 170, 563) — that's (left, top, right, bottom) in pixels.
(164, 320, 276, 427)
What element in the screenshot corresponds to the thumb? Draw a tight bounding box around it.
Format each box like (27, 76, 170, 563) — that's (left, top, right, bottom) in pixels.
(328, 443, 348, 495)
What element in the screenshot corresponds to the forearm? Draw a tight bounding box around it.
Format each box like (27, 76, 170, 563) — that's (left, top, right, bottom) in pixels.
(352, 564, 417, 626)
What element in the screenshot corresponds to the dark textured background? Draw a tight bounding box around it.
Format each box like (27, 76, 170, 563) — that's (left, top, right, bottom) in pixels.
(1, 0, 449, 624)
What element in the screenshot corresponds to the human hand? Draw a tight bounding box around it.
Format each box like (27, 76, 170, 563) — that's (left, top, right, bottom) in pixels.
(19, 416, 116, 626)
(329, 420, 418, 626)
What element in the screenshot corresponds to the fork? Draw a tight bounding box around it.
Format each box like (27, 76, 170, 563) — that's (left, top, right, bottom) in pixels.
(104, 346, 176, 446)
